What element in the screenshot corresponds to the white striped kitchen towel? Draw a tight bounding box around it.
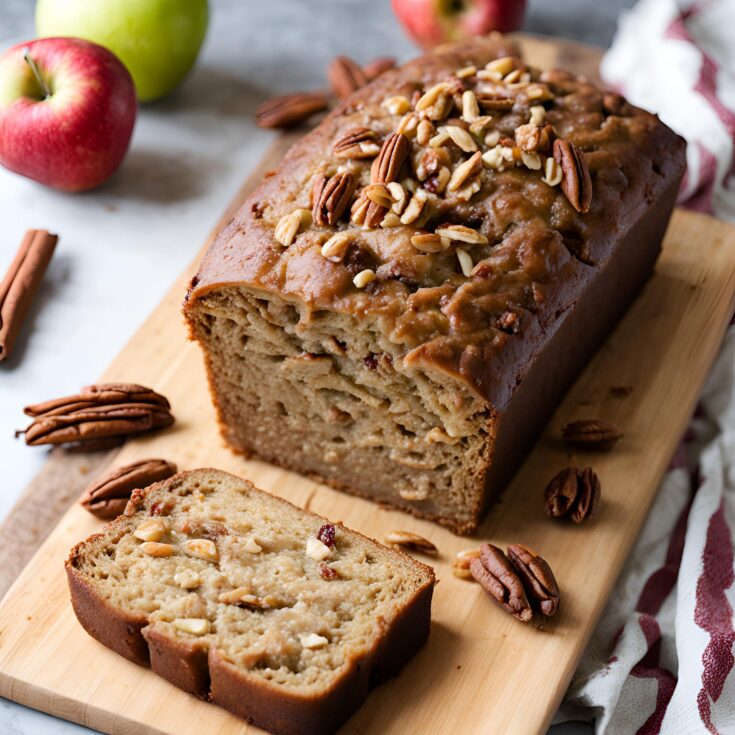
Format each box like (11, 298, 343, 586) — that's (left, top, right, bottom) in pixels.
(600, 0, 735, 222)
(556, 4, 735, 731)
(557, 326, 735, 734)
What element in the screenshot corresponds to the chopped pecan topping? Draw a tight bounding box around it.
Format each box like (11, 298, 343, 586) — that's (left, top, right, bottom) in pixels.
(328, 55, 368, 99)
(434, 224, 488, 245)
(321, 233, 351, 262)
(333, 127, 380, 159)
(411, 233, 450, 253)
(553, 138, 593, 213)
(544, 466, 601, 523)
(255, 92, 329, 129)
(561, 419, 623, 450)
(476, 94, 514, 112)
(312, 172, 356, 227)
(447, 151, 483, 192)
(18, 383, 174, 450)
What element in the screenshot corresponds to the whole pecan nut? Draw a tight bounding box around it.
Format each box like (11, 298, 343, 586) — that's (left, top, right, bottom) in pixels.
(544, 466, 601, 523)
(23, 383, 170, 417)
(469, 543, 532, 622)
(553, 138, 593, 213)
(333, 127, 380, 159)
(328, 55, 368, 99)
(507, 544, 560, 617)
(561, 419, 623, 450)
(17, 383, 174, 450)
(255, 92, 329, 129)
(80, 458, 178, 519)
(312, 172, 356, 227)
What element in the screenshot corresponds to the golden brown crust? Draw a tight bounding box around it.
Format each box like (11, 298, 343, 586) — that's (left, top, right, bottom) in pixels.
(65, 470, 435, 735)
(66, 554, 150, 666)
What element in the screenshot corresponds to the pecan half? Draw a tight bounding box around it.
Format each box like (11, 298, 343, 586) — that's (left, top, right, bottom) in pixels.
(80, 458, 178, 519)
(470, 543, 532, 622)
(312, 172, 356, 227)
(371, 132, 409, 184)
(362, 56, 396, 81)
(255, 92, 329, 129)
(544, 466, 601, 523)
(333, 127, 380, 159)
(328, 55, 368, 99)
(383, 530, 438, 556)
(553, 138, 593, 213)
(20, 403, 174, 446)
(17, 383, 174, 450)
(507, 544, 559, 617)
(365, 132, 409, 226)
(24, 383, 170, 417)
(561, 419, 623, 450)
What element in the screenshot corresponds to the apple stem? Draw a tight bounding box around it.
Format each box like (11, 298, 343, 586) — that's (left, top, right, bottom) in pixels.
(22, 47, 51, 99)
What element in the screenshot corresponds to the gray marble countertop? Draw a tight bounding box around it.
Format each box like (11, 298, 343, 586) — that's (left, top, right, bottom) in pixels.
(0, 0, 634, 732)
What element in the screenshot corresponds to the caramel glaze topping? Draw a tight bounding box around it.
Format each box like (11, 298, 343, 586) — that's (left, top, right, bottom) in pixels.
(188, 36, 685, 409)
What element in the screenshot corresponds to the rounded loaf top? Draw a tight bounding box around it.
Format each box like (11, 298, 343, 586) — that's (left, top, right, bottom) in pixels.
(188, 36, 686, 401)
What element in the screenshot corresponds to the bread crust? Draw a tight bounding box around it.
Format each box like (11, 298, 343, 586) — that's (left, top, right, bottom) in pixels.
(65, 470, 435, 735)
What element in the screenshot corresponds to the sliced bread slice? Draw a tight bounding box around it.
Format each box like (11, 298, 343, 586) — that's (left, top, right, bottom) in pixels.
(66, 468, 435, 735)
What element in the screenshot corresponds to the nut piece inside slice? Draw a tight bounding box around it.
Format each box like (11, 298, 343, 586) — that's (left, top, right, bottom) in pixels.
(218, 586, 254, 605)
(300, 633, 329, 649)
(140, 541, 175, 557)
(173, 618, 210, 636)
(133, 518, 166, 542)
(241, 536, 262, 554)
(184, 538, 219, 563)
(173, 570, 201, 589)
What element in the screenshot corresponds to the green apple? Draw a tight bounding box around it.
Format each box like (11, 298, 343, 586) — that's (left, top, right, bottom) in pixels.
(35, 0, 209, 102)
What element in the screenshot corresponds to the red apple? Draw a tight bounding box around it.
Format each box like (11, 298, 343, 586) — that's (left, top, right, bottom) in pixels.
(391, 0, 526, 48)
(0, 37, 137, 192)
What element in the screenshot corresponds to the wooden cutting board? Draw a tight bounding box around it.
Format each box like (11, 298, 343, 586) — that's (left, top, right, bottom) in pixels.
(1, 35, 735, 735)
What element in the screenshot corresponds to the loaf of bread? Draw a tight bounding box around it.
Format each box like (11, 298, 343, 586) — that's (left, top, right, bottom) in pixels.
(184, 36, 686, 534)
(66, 469, 435, 735)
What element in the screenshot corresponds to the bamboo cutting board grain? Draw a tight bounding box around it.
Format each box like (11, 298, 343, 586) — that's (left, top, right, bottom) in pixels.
(1, 35, 735, 735)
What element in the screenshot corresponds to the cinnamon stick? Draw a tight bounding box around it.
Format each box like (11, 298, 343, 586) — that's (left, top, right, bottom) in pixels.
(0, 229, 58, 362)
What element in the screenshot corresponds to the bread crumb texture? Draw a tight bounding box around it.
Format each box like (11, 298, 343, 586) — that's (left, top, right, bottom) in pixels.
(69, 469, 434, 691)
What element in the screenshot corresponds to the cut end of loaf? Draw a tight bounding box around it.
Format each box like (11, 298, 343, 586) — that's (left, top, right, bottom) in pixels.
(66, 468, 434, 735)
(185, 288, 494, 534)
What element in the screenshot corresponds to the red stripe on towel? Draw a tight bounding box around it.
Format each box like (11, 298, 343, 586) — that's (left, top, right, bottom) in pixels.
(694, 501, 735, 734)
